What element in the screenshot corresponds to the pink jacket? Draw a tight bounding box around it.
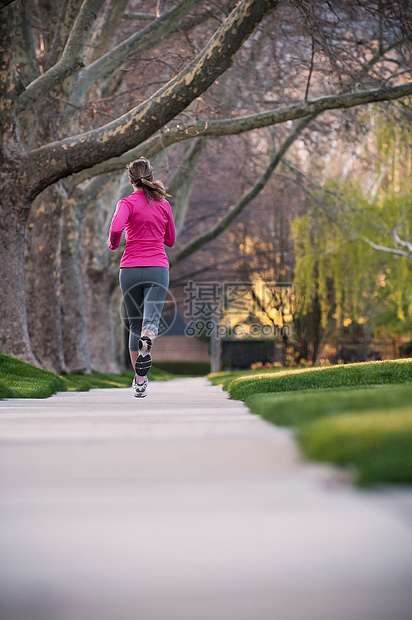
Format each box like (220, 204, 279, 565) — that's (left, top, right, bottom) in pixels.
(108, 190, 175, 268)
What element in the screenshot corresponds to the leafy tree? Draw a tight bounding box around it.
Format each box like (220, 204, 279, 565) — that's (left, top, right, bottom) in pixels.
(291, 112, 412, 361)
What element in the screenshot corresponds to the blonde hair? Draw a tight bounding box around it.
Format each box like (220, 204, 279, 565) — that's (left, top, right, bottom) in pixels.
(126, 156, 170, 203)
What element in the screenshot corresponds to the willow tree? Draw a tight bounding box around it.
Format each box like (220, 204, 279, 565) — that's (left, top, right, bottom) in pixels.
(291, 110, 412, 362)
(292, 194, 412, 361)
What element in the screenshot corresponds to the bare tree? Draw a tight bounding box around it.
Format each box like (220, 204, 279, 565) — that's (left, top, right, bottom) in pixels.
(0, 0, 281, 363)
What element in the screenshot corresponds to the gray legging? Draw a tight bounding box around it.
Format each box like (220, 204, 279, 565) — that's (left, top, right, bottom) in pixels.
(119, 266, 169, 350)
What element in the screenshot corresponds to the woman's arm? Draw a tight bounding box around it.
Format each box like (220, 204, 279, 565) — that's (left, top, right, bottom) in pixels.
(107, 199, 130, 250)
(164, 202, 176, 248)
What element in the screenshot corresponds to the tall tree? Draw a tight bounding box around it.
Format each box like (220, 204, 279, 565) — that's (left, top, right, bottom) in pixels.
(0, 0, 281, 362)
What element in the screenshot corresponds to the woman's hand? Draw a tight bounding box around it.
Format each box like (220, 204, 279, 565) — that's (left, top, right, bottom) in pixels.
(106, 238, 113, 249)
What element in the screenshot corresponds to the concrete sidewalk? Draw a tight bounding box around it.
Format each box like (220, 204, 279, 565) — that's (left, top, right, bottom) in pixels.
(0, 377, 411, 620)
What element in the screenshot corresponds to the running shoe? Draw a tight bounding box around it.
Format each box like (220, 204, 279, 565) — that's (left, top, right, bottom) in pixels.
(135, 336, 152, 377)
(132, 375, 148, 398)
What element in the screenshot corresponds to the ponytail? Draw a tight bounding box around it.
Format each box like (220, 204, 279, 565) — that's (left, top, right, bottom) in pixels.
(126, 157, 170, 204)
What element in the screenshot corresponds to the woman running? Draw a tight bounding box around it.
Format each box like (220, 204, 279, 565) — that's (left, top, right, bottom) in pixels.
(107, 157, 176, 398)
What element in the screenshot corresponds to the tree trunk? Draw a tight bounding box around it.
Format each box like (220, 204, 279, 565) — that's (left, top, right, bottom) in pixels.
(60, 199, 92, 374)
(282, 330, 290, 366)
(210, 318, 222, 373)
(0, 5, 36, 363)
(80, 174, 124, 373)
(0, 198, 38, 364)
(25, 185, 65, 372)
(297, 334, 309, 363)
(312, 292, 322, 364)
(83, 266, 120, 373)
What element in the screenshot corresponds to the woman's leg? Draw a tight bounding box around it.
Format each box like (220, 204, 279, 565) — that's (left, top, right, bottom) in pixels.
(141, 267, 169, 342)
(119, 268, 144, 381)
(132, 267, 169, 380)
(120, 267, 169, 385)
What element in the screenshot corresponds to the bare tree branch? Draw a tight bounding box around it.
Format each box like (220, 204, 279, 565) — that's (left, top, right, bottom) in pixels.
(360, 236, 412, 260)
(169, 114, 316, 266)
(73, 0, 206, 104)
(168, 138, 207, 236)
(283, 158, 412, 261)
(305, 35, 315, 101)
(26, 0, 281, 198)
(167, 138, 205, 196)
(0, 2, 18, 146)
(16, 0, 105, 114)
(44, 0, 84, 70)
(84, 0, 129, 65)
(159, 82, 412, 139)
(156, 0, 166, 18)
(124, 12, 157, 20)
(14, 0, 41, 85)
(70, 81, 412, 187)
(392, 229, 412, 254)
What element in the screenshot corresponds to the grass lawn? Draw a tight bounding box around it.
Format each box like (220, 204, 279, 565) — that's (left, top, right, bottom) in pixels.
(0, 351, 66, 399)
(214, 358, 412, 486)
(227, 358, 412, 401)
(0, 351, 175, 399)
(245, 383, 412, 427)
(208, 366, 290, 390)
(299, 407, 412, 485)
(64, 367, 173, 392)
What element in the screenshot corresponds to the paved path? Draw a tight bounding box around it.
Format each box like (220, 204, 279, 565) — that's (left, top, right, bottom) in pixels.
(0, 377, 412, 620)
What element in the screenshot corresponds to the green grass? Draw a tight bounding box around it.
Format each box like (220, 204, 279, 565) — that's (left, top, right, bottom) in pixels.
(0, 351, 66, 399)
(245, 383, 412, 427)
(64, 366, 173, 391)
(228, 359, 412, 401)
(299, 407, 412, 486)
(0, 350, 175, 398)
(208, 367, 290, 390)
